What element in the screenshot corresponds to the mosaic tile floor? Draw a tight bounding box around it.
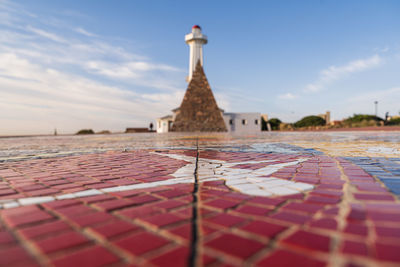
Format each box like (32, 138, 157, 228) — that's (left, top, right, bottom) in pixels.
(0, 132, 399, 266)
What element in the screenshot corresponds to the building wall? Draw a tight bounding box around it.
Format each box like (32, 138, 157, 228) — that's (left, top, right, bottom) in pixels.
(156, 117, 173, 133)
(223, 113, 261, 134)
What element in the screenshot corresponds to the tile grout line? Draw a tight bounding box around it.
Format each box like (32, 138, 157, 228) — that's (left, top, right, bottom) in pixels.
(188, 138, 200, 267)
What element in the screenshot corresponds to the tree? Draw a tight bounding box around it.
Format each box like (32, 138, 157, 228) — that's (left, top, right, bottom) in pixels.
(294, 116, 325, 128)
(268, 118, 282, 130)
(76, 129, 94, 135)
(342, 114, 383, 127)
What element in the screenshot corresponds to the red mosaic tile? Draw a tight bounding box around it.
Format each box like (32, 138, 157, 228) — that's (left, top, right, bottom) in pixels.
(270, 211, 310, 224)
(204, 199, 239, 210)
(0, 231, 16, 245)
(70, 212, 114, 227)
(306, 195, 341, 205)
(19, 220, 71, 239)
(56, 205, 95, 217)
(276, 194, 304, 201)
(310, 189, 343, 197)
(308, 218, 337, 230)
(222, 192, 252, 201)
(0, 188, 16, 196)
(150, 246, 189, 267)
(35, 231, 90, 254)
(114, 231, 169, 256)
(375, 242, 400, 262)
(3, 210, 54, 227)
(206, 233, 264, 259)
(240, 220, 286, 238)
(118, 205, 161, 219)
(374, 225, 400, 239)
(52, 245, 120, 267)
(94, 199, 136, 211)
(281, 230, 331, 252)
(340, 240, 368, 256)
(256, 249, 326, 267)
(42, 199, 82, 209)
(168, 223, 216, 240)
(26, 188, 60, 196)
(368, 211, 400, 222)
(247, 197, 285, 207)
(151, 199, 187, 210)
(344, 222, 368, 236)
(354, 193, 395, 201)
(282, 202, 323, 214)
(80, 194, 115, 204)
(202, 253, 218, 265)
(366, 203, 400, 211)
(0, 245, 37, 266)
(156, 189, 189, 198)
(140, 213, 185, 228)
(204, 213, 246, 227)
(347, 208, 366, 221)
(234, 204, 271, 216)
(129, 194, 160, 205)
(90, 220, 139, 239)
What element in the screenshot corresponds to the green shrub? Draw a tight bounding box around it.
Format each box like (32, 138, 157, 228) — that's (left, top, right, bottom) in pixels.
(386, 118, 400, 126)
(294, 116, 326, 128)
(344, 114, 383, 123)
(342, 114, 383, 127)
(268, 118, 282, 130)
(76, 129, 95, 135)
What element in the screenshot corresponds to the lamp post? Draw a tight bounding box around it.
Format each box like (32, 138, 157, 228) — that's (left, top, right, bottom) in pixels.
(374, 101, 378, 117)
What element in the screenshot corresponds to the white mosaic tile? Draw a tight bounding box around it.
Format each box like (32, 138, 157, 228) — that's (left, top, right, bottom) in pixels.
(74, 189, 102, 197)
(3, 202, 20, 209)
(0, 152, 313, 209)
(18, 196, 55, 206)
(266, 186, 299, 195)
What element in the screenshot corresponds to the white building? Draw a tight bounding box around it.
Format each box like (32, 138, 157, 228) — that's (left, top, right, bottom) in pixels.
(223, 113, 261, 134)
(156, 115, 173, 133)
(156, 25, 262, 134)
(185, 25, 207, 82)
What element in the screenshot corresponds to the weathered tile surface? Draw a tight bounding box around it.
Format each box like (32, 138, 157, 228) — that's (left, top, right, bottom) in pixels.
(0, 132, 399, 266)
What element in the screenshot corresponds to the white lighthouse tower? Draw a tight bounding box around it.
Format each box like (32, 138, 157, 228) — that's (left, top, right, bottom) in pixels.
(185, 25, 208, 82)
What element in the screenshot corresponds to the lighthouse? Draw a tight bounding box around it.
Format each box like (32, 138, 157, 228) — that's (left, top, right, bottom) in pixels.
(185, 25, 208, 82)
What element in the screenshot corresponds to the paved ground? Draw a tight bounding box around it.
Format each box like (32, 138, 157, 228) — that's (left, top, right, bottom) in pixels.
(0, 132, 399, 266)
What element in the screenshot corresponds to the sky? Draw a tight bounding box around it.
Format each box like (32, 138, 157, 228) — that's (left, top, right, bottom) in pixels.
(0, 0, 399, 135)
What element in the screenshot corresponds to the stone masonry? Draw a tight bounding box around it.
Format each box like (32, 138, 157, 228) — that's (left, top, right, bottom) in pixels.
(171, 61, 227, 132)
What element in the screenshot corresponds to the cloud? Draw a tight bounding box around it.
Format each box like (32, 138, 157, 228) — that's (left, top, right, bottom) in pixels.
(75, 27, 97, 37)
(26, 25, 67, 43)
(278, 93, 297, 100)
(304, 54, 383, 93)
(85, 60, 182, 79)
(0, 2, 187, 135)
(0, 52, 183, 135)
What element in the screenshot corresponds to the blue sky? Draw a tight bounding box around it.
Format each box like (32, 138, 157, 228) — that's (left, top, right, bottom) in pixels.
(0, 0, 399, 134)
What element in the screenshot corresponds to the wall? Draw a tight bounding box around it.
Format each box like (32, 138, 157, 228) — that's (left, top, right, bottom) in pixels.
(223, 113, 261, 134)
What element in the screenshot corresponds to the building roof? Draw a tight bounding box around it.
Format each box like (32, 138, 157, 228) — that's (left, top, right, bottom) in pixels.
(192, 25, 201, 30)
(158, 115, 173, 120)
(171, 61, 227, 132)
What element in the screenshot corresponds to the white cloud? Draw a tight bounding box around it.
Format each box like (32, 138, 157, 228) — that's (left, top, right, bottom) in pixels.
(278, 93, 297, 100)
(304, 54, 383, 93)
(0, 2, 188, 135)
(75, 27, 97, 37)
(26, 25, 67, 43)
(0, 52, 183, 135)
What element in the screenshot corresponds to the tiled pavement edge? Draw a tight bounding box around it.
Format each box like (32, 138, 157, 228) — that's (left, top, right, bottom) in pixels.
(0, 142, 399, 266)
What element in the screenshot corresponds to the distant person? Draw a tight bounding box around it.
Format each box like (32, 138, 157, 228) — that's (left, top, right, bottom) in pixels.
(149, 123, 154, 131)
